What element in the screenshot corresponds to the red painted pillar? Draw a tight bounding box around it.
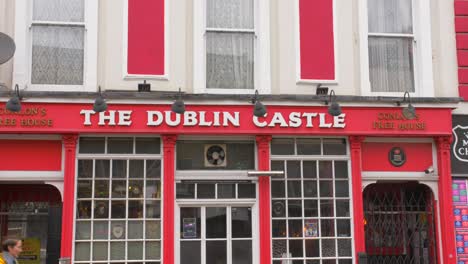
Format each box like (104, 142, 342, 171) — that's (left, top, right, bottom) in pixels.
(162, 135, 177, 264)
(256, 135, 272, 264)
(436, 136, 457, 264)
(60, 134, 78, 259)
(349, 136, 366, 259)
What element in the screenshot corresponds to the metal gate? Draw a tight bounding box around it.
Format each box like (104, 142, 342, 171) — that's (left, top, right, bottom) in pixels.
(363, 183, 438, 264)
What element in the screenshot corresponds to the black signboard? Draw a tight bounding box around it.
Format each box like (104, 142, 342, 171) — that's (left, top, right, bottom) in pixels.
(452, 115, 468, 175)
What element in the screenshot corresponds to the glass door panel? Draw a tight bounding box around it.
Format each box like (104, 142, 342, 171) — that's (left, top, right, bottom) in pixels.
(179, 206, 253, 264)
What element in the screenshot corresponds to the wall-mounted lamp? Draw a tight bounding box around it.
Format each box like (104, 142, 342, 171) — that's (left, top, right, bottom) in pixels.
(138, 80, 151, 92)
(401, 91, 416, 120)
(93, 86, 107, 113)
(316, 84, 329, 95)
(252, 90, 267, 117)
(6, 84, 22, 112)
(326, 90, 342, 116)
(171, 88, 186, 114)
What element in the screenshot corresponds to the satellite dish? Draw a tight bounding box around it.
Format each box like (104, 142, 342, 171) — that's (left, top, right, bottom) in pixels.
(0, 32, 16, 65)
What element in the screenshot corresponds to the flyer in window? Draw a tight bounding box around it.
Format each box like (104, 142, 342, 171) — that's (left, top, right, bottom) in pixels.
(17, 238, 40, 264)
(304, 219, 318, 237)
(183, 218, 197, 238)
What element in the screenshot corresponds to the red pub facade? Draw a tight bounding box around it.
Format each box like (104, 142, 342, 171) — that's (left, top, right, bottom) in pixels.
(0, 101, 459, 264)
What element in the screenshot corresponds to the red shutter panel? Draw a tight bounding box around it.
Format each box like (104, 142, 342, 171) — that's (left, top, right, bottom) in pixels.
(455, 0, 468, 100)
(299, 0, 335, 81)
(127, 0, 165, 76)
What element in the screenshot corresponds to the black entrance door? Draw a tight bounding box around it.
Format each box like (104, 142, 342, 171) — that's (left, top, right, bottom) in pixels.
(363, 183, 438, 264)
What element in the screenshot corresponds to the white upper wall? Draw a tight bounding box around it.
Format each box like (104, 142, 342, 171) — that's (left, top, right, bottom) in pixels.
(0, 0, 460, 98)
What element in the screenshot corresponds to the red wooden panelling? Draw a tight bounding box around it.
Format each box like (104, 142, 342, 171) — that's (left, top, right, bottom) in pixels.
(361, 142, 433, 172)
(458, 50, 468, 66)
(456, 17, 468, 33)
(459, 68, 468, 84)
(455, 0, 468, 16)
(299, 0, 335, 80)
(459, 85, 468, 98)
(0, 140, 62, 171)
(127, 0, 165, 75)
(455, 1, 468, 100)
(456, 34, 468, 49)
(0, 184, 61, 203)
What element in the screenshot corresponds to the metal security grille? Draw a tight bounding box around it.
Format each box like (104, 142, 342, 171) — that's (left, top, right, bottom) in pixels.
(364, 183, 438, 264)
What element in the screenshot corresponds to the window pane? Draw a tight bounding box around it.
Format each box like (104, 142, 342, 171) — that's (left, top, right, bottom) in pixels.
(146, 241, 161, 260)
(321, 219, 335, 237)
(238, 183, 256, 198)
(77, 180, 92, 198)
(303, 181, 317, 198)
(335, 181, 349, 197)
(146, 180, 161, 199)
(180, 207, 201, 239)
(232, 207, 252, 238)
(111, 201, 126, 218)
(287, 161, 301, 178)
(271, 181, 285, 198)
(74, 242, 90, 261)
(33, 0, 84, 22)
(108, 137, 133, 154)
(75, 221, 91, 240)
(147, 160, 162, 178)
(206, 207, 227, 238)
(335, 161, 348, 179)
(129, 160, 144, 178)
(303, 161, 317, 178)
(322, 239, 336, 257)
(95, 160, 110, 178)
(111, 221, 126, 239)
(79, 138, 105, 153)
(77, 201, 91, 219)
(146, 200, 161, 218)
(218, 184, 235, 199)
(176, 183, 195, 199)
(94, 180, 109, 198)
(272, 220, 286, 237)
(338, 239, 352, 256)
(127, 241, 143, 260)
(207, 0, 254, 29)
(112, 160, 127, 178)
(272, 200, 286, 217)
(232, 240, 252, 264)
(305, 239, 320, 257)
(323, 139, 347, 155)
(297, 139, 321, 155)
(128, 180, 144, 198)
(288, 220, 302, 237)
(288, 200, 302, 217)
(198, 184, 216, 199)
(272, 240, 287, 258)
(78, 160, 93, 178)
(368, 0, 412, 34)
(146, 220, 161, 239)
(289, 240, 303, 257)
(304, 200, 318, 217)
(337, 219, 351, 237)
(94, 201, 109, 219)
(110, 242, 125, 260)
(206, 32, 254, 89)
(128, 221, 143, 239)
(93, 221, 108, 239)
(336, 200, 350, 217)
(369, 36, 415, 93)
(136, 137, 161, 154)
(32, 25, 84, 85)
(181, 241, 201, 264)
(287, 181, 301, 198)
(206, 241, 227, 264)
(112, 180, 126, 198)
(128, 200, 143, 218)
(271, 139, 295, 155)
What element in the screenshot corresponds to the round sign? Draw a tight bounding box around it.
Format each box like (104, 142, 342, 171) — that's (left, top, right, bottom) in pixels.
(0, 32, 15, 65)
(388, 147, 406, 167)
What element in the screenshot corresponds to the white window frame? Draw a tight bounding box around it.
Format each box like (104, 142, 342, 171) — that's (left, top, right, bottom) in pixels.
(359, 0, 434, 97)
(122, 0, 170, 81)
(193, 0, 271, 94)
(294, 0, 339, 85)
(73, 136, 164, 263)
(270, 137, 355, 263)
(13, 0, 98, 92)
(175, 202, 259, 264)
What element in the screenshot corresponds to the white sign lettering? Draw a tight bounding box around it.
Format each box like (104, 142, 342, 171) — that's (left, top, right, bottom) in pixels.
(79, 110, 347, 129)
